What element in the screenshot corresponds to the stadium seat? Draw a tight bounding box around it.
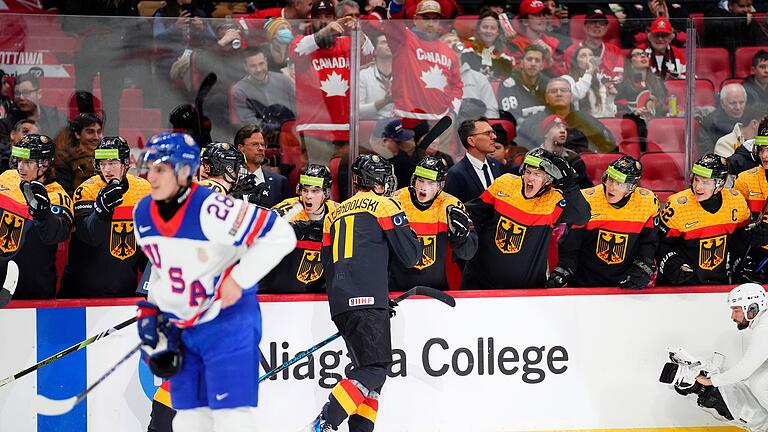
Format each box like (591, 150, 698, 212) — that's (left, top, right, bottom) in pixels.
(639, 152, 686, 192)
(357, 119, 377, 145)
(121, 88, 143, 109)
(279, 120, 304, 167)
(487, 118, 516, 143)
(695, 48, 731, 91)
(120, 108, 161, 129)
(647, 118, 685, 153)
(453, 15, 478, 41)
(720, 77, 743, 89)
(664, 79, 716, 110)
(598, 118, 640, 159)
(734, 46, 768, 78)
(569, 14, 621, 47)
(580, 153, 622, 185)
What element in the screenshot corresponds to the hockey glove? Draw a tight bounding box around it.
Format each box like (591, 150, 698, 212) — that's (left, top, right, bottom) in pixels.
(545, 266, 573, 288)
(229, 173, 259, 199)
(730, 256, 767, 284)
(93, 179, 125, 220)
(293, 220, 323, 242)
(747, 221, 768, 247)
(247, 182, 271, 207)
(136, 300, 161, 349)
(446, 205, 472, 239)
(550, 155, 578, 190)
(619, 258, 655, 290)
(140, 314, 183, 379)
(388, 299, 398, 318)
(21, 181, 51, 220)
(659, 252, 695, 285)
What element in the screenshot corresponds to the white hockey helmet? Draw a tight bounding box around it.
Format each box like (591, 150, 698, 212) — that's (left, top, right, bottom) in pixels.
(727, 283, 767, 322)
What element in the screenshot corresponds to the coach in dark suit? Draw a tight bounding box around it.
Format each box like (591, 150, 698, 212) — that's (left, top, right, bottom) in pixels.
(235, 123, 289, 207)
(445, 117, 506, 203)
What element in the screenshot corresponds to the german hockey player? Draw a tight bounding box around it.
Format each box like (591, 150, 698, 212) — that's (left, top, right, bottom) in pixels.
(461, 148, 590, 289)
(550, 155, 659, 288)
(133, 132, 295, 432)
(311, 154, 421, 432)
(0, 134, 72, 299)
(261, 164, 339, 293)
(198, 142, 270, 206)
(391, 155, 478, 291)
(59, 136, 151, 298)
(657, 154, 751, 285)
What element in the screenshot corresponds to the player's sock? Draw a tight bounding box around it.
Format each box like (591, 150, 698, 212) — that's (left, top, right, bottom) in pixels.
(324, 379, 367, 426)
(347, 395, 378, 432)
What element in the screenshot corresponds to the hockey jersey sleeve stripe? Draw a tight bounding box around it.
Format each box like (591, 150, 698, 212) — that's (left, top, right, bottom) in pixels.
(0, 193, 31, 219)
(682, 221, 748, 239)
(747, 199, 766, 214)
(377, 215, 395, 230)
(409, 220, 449, 235)
(241, 209, 268, 246)
(257, 211, 278, 240)
(113, 206, 135, 220)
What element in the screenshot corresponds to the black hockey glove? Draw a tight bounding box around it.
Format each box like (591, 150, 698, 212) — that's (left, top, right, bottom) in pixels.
(446, 205, 472, 239)
(388, 299, 398, 318)
(659, 252, 695, 285)
(230, 174, 259, 199)
(550, 155, 578, 190)
(619, 258, 655, 290)
(545, 266, 572, 288)
(21, 180, 51, 220)
(747, 221, 768, 247)
(247, 182, 271, 208)
(93, 179, 125, 220)
(292, 220, 323, 242)
(730, 255, 767, 284)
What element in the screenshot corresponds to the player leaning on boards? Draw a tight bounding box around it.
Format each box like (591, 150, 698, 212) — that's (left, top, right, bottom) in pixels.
(657, 154, 752, 286)
(133, 132, 295, 432)
(549, 155, 659, 289)
(461, 148, 590, 289)
(261, 164, 339, 293)
(310, 154, 421, 432)
(59, 137, 151, 298)
(0, 134, 72, 299)
(391, 155, 478, 291)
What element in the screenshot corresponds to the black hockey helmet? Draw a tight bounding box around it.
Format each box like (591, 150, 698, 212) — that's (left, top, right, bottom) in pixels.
(94, 136, 131, 173)
(753, 117, 768, 162)
(690, 153, 728, 188)
(413, 155, 448, 183)
(520, 148, 557, 179)
(297, 163, 333, 198)
(602, 155, 642, 191)
(10, 133, 54, 168)
(351, 154, 397, 196)
(200, 142, 244, 185)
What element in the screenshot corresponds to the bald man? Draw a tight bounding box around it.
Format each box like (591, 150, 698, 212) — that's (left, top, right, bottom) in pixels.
(698, 83, 748, 156)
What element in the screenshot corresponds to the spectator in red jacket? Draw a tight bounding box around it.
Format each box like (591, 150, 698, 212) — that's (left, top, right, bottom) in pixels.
(508, 0, 566, 76)
(564, 8, 623, 80)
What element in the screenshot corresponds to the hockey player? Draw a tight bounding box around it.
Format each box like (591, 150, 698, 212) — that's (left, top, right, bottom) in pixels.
(0, 134, 72, 299)
(59, 136, 151, 298)
(312, 154, 421, 432)
(391, 156, 478, 291)
(134, 132, 295, 432)
(461, 148, 590, 289)
(260, 164, 339, 293)
(198, 142, 271, 207)
(657, 154, 751, 286)
(549, 156, 659, 288)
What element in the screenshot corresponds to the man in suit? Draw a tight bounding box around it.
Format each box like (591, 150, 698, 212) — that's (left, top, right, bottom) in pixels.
(235, 124, 289, 207)
(444, 117, 506, 203)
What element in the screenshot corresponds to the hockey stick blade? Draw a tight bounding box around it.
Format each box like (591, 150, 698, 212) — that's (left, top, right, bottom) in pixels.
(393, 285, 456, 307)
(416, 116, 452, 151)
(0, 260, 18, 309)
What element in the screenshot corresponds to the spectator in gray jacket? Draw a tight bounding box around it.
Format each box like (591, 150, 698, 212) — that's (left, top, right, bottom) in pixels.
(232, 46, 296, 126)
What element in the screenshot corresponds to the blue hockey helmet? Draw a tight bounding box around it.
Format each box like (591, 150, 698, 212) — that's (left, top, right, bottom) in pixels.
(139, 133, 200, 178)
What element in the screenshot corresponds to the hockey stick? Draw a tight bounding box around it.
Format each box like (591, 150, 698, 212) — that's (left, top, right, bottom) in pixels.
(258, 286, 455, 382)
(0, 315, 137, 388)
(0, 260, 19, 308)
(34, 342, 142, 416)
(416, 115, 453, 151)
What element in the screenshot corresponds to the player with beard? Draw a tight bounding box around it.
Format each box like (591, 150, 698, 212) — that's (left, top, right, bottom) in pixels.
(391, 156, 478, 291)
(261, 164, 339, 293)
(549, 156, 659, 288)
(657, 154, 752, 286)
(462, 148, 590, 289)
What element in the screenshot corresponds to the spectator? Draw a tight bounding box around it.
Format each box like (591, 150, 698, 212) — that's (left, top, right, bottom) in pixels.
(444, 117, 506, 203)
(386, 0, 463, 124)
(54, 113, 103, 197)
(461, 10, 516, 80)
(234, 124, 290, 207)
(4, 73, 68, 140)
(152, 0, 212, 42)
(263, 18, 295, 74)
(698, 83, 747, 156)
(716, 102, 766, 158)
(703, 0, 768, 53)
(508, 0, 566, 76)
(245, 0, 313, 20)
(615, 48, 669, 119)
(1, 119, 38, 173)
(358, 34, 394, 119)
(564, 8, 624, 80)
(562, 46, 617, 118)
(726, 106, 768, 175)
(232, 47, 296, 127)
(491, 122, 529, 172)
(439, 33, 499, 119)
(743, 50, 768, 106)
(497, 44, 549, 123)
(539, 115, 592, 188)
(543, 0, 571, 49)
(0, 71, 13, 123)
(621, 0, 688, 48)
(398, 0, 462, 19)
(518, 78, 616, 153)
(369, 118, 417, 190)
(639, 17, 686, 80)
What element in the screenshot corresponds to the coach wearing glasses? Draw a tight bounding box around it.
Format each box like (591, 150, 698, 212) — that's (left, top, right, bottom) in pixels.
(445, 117, 506, 203)
(517, 78, 616, 153)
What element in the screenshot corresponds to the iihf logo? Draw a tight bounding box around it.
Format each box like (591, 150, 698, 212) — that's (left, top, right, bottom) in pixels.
(348, 297, 375, 307)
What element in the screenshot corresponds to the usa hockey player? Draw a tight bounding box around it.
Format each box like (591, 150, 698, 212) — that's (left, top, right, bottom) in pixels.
(312, 154, 421, 432)
(133, 132, 295, 432)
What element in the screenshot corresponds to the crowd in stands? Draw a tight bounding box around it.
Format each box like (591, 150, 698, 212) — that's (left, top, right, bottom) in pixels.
(1, 0, 768, 298)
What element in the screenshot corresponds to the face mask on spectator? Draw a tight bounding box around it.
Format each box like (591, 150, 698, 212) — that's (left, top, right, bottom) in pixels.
(276, 28, 294, 44)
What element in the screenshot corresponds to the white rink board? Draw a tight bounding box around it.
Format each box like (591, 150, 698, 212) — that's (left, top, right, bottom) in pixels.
(0, 291, 747, 431)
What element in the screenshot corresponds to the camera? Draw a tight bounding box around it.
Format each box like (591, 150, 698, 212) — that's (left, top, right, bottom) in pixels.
(659, 348, 733, 421)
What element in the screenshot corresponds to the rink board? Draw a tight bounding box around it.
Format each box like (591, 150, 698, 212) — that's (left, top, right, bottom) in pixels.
(0, 287, 750, 432)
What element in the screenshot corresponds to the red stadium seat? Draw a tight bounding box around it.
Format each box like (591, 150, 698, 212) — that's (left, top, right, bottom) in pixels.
(639, 152, 686, 192)
(598, 118, 640, 158)
(357, 119, 377, 145)
(580, 153, 622, 185)
(690, 13, 704, 37)
(734, 46, 768, 78)
(453, 15, 478, 41)
(695, 48, 731, 91)
(569, 14, 621, 47)
(647, 118, 685, 153)
(120, 88, 143, 109)
(120, 108, 161, 129)
(487, 118, 516, 143)
(664, 79, 716, 110)
(721, 77, 743, 89)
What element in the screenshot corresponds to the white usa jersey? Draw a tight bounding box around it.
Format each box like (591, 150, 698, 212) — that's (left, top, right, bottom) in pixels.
(133, 183, 296, 327)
